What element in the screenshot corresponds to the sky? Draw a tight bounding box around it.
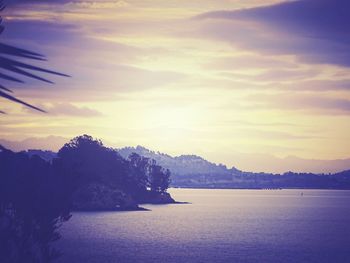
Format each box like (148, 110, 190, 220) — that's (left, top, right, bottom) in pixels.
(1, 0, 350, 173)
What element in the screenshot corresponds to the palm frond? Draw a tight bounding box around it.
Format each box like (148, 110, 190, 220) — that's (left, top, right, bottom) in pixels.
(0, 90, 46, 112)
(0, 1, 69, 113)
(0, 43, 46, 60)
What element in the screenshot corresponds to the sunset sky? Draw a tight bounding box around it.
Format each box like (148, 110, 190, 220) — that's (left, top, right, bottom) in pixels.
(1, 0, 350, 172)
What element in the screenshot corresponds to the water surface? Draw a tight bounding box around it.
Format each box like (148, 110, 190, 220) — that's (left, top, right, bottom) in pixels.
(57, 189, 350, 263)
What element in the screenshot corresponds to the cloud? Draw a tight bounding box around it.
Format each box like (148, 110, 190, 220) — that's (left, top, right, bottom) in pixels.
(3, 20, 79, 46)
(233, 128, 312, 140)
(278, 79, 350, 91)
(252, 68, 319, 82)
(245, 93, 350, 114)
(46, 102, 102, 116)
(9, 0, 80, 4)
(21, 102, 103, 116)
(1, 16, 187, 102)
(196, 0, 350, 67)
(72, 1, 130, 9)
(203, 54, 298, 71)
(10, 0, 129, 4)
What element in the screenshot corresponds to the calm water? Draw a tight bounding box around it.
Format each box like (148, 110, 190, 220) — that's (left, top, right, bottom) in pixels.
(56, 189, 350, 263)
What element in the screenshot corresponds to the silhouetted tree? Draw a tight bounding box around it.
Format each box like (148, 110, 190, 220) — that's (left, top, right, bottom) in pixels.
(149, 160, 171, 193)
(0, 146, 74, 263)
(127, 153, 150, 200)
(57, 135, 128, 188)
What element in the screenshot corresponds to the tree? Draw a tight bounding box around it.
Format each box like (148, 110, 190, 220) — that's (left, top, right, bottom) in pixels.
(56, 135, 142, 210)
(0, 147, 74, 263)
(57, 134, 128, 188)
(128, 153, 149, 193)
(149, 160, 171, 193)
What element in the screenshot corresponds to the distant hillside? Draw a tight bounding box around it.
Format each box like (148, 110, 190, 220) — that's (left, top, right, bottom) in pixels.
(227, 152, 350, 174)
(118, 146, 350, 189)
(25, 149, 57, 162)
(0, 136, 68, 152)
(118, 146, 236, 176)
(2, 137, 350, 173)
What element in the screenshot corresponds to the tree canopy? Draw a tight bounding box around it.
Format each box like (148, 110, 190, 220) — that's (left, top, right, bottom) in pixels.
(0, 147, 73, 262)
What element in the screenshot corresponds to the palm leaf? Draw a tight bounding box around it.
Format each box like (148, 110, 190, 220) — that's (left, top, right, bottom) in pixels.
(0, 1, 69, 113)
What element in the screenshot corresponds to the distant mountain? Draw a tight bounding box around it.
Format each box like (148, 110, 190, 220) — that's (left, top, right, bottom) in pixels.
(118, 146, 350, 189)
(226, 152, 350, 174)
(0, 136, 68, 152)
(2, 137, 350, 173)
(118, 146, 236, 177)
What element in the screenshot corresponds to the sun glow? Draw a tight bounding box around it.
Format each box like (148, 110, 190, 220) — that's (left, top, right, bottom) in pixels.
(141, 106, 199, 141)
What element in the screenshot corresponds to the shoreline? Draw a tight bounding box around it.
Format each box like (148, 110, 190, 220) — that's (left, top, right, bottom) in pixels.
(71, 201, 190, 212)
(170, 186, 350, 190)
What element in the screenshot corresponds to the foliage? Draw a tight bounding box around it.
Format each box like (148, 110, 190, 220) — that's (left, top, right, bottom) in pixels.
(0, 1, 69, 113)
(57, 135, 172, 199)
(148, 160, 171, 193)
(57, 135, 129, 191)
(0, 147, 74, 263)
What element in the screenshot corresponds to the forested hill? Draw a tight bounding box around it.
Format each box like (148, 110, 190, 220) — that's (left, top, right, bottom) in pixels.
(118, 146, 235, 176)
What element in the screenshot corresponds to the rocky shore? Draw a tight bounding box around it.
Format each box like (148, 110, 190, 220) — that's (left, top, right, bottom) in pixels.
(71, 182, 177, 211)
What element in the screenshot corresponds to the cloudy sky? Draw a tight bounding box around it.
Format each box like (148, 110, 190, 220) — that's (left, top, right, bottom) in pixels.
(1, 0, 350, 172)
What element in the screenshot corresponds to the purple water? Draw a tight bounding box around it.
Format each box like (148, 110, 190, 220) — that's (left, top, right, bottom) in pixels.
(56, 189, 350, 263)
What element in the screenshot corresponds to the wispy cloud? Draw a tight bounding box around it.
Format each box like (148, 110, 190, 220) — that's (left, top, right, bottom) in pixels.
(245, 93, 350, 115)
(22, 102, 103, 116)
(196, 0, 350, 67)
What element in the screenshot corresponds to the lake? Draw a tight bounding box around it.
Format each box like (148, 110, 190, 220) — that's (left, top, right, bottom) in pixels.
(56, 189, 350, 263)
